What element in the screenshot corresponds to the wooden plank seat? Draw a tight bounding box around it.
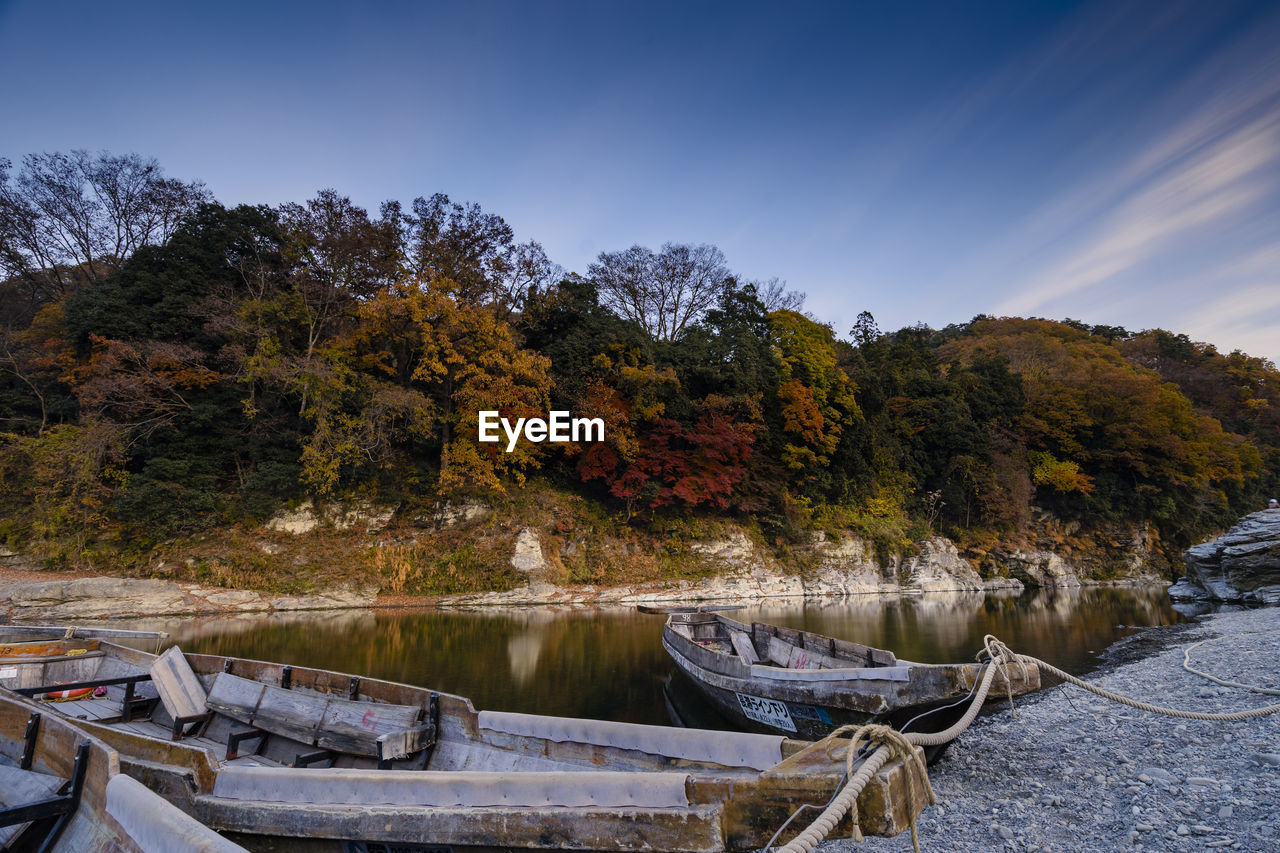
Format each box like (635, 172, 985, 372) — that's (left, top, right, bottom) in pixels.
(205, 673, 430, 766)
(751, 622, 898, 669)
(150, 646, 214, 739)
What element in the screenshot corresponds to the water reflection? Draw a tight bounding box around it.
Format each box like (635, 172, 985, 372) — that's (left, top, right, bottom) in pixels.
(117, 586, 1183, 727)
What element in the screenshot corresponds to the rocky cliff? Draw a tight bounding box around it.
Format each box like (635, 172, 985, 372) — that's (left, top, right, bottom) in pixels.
(0, 577, 377, 620)
(1171, 508, 1280, 605)
(0, 497, 1173, 618)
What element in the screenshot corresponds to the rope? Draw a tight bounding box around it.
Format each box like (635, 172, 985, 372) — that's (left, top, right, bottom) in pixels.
(1032, 654, 1280, 721)
(769, 633, 1280, 853)
(1183, 638, 1280, 697)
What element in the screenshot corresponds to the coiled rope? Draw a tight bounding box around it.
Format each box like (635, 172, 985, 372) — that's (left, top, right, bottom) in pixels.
(770, 634, 1280, 853)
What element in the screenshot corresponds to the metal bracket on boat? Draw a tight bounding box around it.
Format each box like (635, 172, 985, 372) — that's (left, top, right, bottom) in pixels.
(294, 749, 333, 768)
(171, 712, 213, 741)
(421, 692, 440, 770)
(120, 678, 158, 723)
(280, 666, 293, 690)
(348, 676, 360, 700)
(223, 658, 234, 673)
(375, 693, 440, 770)
(21, 712, 40, 770)
(0, 740, 89, 851)
(226, 727, 268, 761)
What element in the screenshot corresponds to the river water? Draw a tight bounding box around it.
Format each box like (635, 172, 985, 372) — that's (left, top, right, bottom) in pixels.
(116, 585, 1184, 727)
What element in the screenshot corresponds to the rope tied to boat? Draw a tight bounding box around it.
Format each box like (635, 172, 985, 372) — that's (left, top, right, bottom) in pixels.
(976, 635, 1028, 719)
(822, 723, 935, 849)
(768, 633, 1280, 853)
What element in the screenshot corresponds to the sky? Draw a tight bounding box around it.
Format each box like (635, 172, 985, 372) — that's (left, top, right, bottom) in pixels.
(2, 0, 1278, 360)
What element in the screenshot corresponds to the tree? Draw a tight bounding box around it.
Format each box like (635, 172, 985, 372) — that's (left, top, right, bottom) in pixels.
(588, 242, 732, 341)
(755, 277, 805, 312)
(387, 193, 560, 314)
(768, 310, 860, 480)
(0, 301, 77, 434)
(941, 317, 1258, 541)
(0, 151, 209, 307)
(398, 277, 553, 494)
(279, 190, 400, 413)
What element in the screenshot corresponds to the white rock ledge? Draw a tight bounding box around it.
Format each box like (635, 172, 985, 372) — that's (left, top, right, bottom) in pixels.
(0, 577, 376, 620)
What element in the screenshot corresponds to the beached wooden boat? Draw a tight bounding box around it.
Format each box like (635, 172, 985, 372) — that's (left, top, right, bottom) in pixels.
(0, 688, 245, 852)
(0, 626, 930, 851)
(662, 611, 1040, 748)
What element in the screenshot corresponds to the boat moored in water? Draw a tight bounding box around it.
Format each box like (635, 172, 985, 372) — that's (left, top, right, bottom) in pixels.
(661, 610, 1041, 752)
(1, 625, 930, 852)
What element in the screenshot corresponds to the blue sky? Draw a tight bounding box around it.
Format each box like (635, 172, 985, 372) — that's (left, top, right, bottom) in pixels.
(2, 0, 1278, 359)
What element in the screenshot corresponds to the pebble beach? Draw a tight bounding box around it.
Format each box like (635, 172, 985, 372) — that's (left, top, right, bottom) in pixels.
(832, 607, 1280, 853)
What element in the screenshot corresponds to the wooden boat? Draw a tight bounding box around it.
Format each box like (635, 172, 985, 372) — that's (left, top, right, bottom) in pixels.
(0, 688, 245, 852)
(661, 611, 1040, 749)
(0, 626, 930, 851)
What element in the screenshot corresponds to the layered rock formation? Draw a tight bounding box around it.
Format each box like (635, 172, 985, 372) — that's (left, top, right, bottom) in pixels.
(1172, 508, 1280, 605)
(0, 577, 377, 620)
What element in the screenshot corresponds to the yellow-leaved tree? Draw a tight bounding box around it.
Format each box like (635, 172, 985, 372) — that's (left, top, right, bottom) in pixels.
(404, 277, 552, 494)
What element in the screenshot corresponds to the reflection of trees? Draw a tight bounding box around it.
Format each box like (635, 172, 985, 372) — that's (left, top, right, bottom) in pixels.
(740, 587, 1182, 671)
(112, 588, 1184, 726)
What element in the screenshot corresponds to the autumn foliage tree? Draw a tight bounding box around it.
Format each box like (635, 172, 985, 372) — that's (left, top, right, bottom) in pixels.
(3, 148, 1280, 568)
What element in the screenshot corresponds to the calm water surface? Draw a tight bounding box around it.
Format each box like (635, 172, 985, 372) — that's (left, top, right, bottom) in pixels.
(122, 586, 1183, 726)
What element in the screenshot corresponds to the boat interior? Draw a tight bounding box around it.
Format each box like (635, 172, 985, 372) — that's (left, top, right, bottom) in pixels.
(668, 612, 903, 671)
(1, 637, 801, 782)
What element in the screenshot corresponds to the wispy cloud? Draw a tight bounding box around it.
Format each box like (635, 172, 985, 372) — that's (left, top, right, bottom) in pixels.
(1170, 245, 1280, 361)
(991, 9, 1280, 320)
(999, 114, 1279, 313)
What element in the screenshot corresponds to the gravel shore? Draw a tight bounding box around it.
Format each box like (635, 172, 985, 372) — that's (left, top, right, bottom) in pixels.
(831, 607, 1280, 853)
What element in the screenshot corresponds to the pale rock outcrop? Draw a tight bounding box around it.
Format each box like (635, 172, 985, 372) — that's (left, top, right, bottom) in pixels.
(420, 500, 492, 529)
(264, 500, 398, 535)
(0, 544, 37, 571)
(0, 577, 377, 619)
(265, 501, 321, 534)
(903, 538, 987, 592)
(996, 549, 1084, 588)
(445, 529, 1010, 606)
(2, 578, 189, 619)
(690, 530, 760, 568)
(511, 527, 548, 574)
(807, 537, 898, 595)
(1175, 508, 1280, 605)
(326, 500, 397, 532)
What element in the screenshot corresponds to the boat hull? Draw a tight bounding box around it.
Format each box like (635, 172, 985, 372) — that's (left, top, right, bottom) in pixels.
(662, 615, 1040, 745)
(2, 630, 931, 851)
(664, 632, 898, 740)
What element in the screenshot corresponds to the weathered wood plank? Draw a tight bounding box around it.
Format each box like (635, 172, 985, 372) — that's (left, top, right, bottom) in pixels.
(150, 647, 207, 720)
(766, 636, 793, 667)
(316, 697, 421, 756)
(205, 673, 265, 727)
(376, 724, 434, 761)
(252, 685, 326, 747)
(730, 631, 760, 665)
(193, 799, 727, 853)
(0, 763, 63, 805)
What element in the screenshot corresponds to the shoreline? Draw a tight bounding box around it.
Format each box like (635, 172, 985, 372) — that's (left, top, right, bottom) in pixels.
(846, 606, 1280, 853)
(0, 566, 1169, 620)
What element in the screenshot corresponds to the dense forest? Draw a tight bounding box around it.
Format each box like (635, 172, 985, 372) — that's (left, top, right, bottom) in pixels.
(2, 151, 1278, 578)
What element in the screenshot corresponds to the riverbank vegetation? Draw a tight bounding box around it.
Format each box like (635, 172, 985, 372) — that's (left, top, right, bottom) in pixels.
(2, 151, 1278, 583)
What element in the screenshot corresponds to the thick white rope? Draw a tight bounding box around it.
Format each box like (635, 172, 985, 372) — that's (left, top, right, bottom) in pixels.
(1183, 637, 1280, 696)
(770, 633, 1280, 853)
